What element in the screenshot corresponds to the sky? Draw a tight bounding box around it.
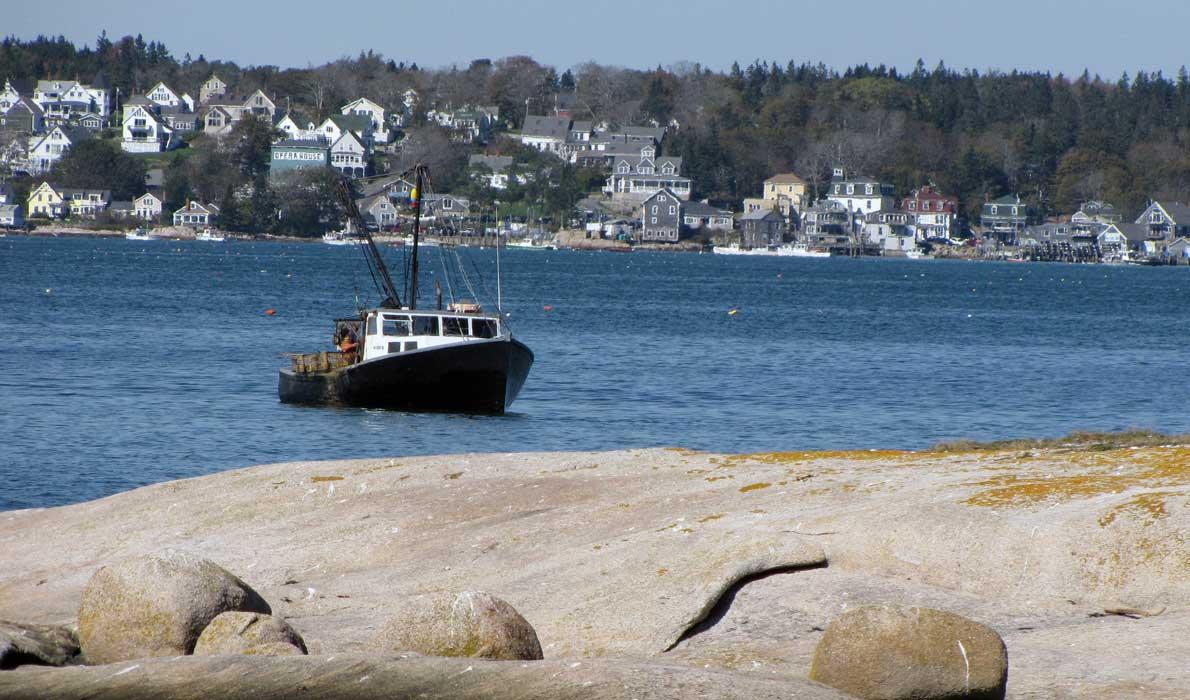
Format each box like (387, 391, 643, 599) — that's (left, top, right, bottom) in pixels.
(10, 0, 1190, 79)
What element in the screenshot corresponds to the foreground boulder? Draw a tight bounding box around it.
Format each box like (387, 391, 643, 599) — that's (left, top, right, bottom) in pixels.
(809, 605, 1008, 700)
(0, 621, 80, 669)
(78, 551, 271, 665)
(193, 612, 306, 656)
(372, 591, 543, 660)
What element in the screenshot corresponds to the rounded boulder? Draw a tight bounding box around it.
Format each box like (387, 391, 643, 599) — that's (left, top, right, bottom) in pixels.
(372, 591, 543, 660)
(78, 550, 271, 665)
(193, 612, 307, 656)
(809, 605, 1008, 700)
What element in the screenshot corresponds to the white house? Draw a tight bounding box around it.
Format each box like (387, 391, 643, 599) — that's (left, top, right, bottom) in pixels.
(340, 97, 389, 144)
(274, 112, 315, 140)
(330, 130, 368, 178)
(519, 115, 570, 156)
(469, 155, 515, 190)
(316, 114, 373, 148)
(134, 192, 163, 222)
(122, 104, 177, 153)
(826, 168, 896, 215)
(33, 79, 111, 121)
(173, 201, 219, 227)
(27, 125, 89, 173)
(146, 82, 184, 108)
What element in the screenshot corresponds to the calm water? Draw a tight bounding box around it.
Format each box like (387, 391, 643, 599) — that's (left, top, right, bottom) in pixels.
(2, 235, 1189, 510)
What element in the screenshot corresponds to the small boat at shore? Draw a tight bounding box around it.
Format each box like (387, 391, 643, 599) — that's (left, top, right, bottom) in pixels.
(322, 229, 363, 245)
(125, 228, 153, 241)
(195, 228, 225, 242)
(280, 167, 533, 414)
(777, 243, 831, 258)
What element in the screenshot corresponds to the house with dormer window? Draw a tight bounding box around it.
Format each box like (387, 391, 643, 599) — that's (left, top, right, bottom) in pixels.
(60, 187, 111, 218)
(605, 144, 690, 203)
(980, 194, 1032, 243)
(903, 185, 958, 241)
(173, 200, 220, 227)
(146, 82, 183, 108)
(826, 168, 895, 215)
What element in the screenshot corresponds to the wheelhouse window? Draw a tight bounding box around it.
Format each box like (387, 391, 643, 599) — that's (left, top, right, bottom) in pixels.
(443, 317, 469, 336)
(412, 315, 439, 336)
(382, 314, 412, 336)
(473, 319, 498, 338)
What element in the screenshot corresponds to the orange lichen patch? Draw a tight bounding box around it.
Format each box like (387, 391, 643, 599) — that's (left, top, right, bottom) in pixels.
(656, 568, 669, 576)
(739, 482, 772, 493)
(444, 472, 464, 480)
(1098, 492, 1175, 528)
(310, 475, 344, 483)
(720, 450, 908, 468)
(665, 448, 704, 456)
(680, 527, 694, 534)
(963, 447, 1190, 508)
(699, 513, 725, 523)
(705, 475, 733, 482)
(685, 469, 709, 476)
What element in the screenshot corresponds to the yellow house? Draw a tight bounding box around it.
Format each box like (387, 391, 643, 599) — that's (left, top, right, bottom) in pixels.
(26, 181, 64, 219)
(762, 173, 808, 218)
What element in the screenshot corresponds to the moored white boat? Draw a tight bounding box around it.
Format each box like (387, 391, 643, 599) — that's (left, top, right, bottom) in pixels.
(776, 243, 831, 258)
(712, 244, 779, 256)
(323, 229, 362, 245)
(195, 228, 225, 242)
(125, 228, 153, 241)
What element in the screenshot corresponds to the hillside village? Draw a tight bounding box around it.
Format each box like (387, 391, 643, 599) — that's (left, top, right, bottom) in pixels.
(3, 38, 1190, 263)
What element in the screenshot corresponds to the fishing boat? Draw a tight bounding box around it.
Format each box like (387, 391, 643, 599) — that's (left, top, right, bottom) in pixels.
(279, 166, 534, 413)
(195, 228, 225, 242)
(125, 228, 153, 241)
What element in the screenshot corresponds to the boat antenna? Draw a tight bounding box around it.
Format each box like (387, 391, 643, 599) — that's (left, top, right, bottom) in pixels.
(335, 177, 402, 309)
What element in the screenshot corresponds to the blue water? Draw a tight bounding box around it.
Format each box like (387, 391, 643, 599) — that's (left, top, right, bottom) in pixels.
(2, 235, 1188, 510)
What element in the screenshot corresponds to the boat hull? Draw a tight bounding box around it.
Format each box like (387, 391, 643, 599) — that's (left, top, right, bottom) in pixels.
(279, 337, 534, 414)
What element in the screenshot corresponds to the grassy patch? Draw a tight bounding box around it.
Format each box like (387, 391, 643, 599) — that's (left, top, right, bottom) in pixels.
(930, 429, 1190, 454)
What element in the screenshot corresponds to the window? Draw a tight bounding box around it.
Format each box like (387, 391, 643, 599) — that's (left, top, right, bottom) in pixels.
(846, 184, 854, 194)
(443, 317, 469, 336)
(404, 341, 418, 352)
(668, 205, 676, 215)
(382, 314, 412, 336)
(991, 205, 998, 215)
(651, 205, 658, 214)
(413, 316, 439, 336)
(473, 319, 497, 338)
(865, 184, 873, 195)
(651, 217, 657, 224)
(922, 201, 930, 211)
(1012, 207, 1018, 215)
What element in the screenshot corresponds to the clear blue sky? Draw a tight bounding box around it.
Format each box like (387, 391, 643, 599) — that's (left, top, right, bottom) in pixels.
(10, 0, 1189, 78)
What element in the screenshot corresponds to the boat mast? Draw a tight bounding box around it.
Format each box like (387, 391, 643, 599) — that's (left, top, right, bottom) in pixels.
(409, 164, 425, 310)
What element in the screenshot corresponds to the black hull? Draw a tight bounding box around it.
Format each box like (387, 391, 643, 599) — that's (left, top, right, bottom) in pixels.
(279, 337, 533, 414)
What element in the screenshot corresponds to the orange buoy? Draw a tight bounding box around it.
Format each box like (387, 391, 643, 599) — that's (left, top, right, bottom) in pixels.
(265, 308, 276, 316)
